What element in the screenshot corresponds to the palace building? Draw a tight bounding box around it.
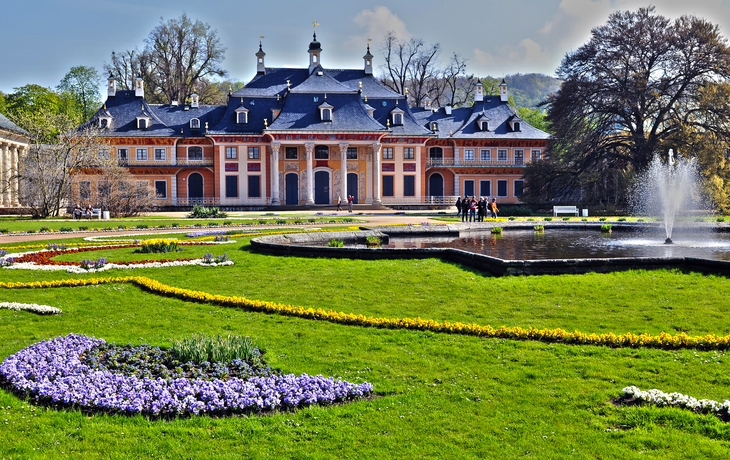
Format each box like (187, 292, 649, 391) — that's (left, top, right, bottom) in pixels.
(0, 112, 27, 210)
(82, 33, 549, 209)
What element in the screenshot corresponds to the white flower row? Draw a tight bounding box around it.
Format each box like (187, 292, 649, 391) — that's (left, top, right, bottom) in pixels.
(0, 301, 61, 315)
(623, 385, 730, 414)
(4, 259, 234, 273)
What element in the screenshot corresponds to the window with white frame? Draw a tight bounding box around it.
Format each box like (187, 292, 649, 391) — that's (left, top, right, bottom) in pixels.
(531, 150, 542, 161)
(480, 149, 491, 161)
(321, 108, 332, 121)
(226, 147, 237, 159)
(248, 146, 260, 159)
(497, 180, 508, 197)
(155, 180, 167, 198)
(382, 147, 394, 159)
(236, 111, 248, 124)
(514, 150, 524, 165)
(393, 113, 403, 125)
(136, 148, 148, 161)
(346, 147, 358, 160)
(117, 148, 128, 161)
(188, 146, 203, 160)
(154, 148, 166, 161)
(99, 149, 110, 161)
(190, 118, 200, 129)
(497, 149, 507, 161)
(404, 147, 414, 159)
(138, 118, 148, 129)
(464, 149, 475, 161)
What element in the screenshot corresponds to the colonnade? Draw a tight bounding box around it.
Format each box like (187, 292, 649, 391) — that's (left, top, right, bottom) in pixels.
(0, 141, 23, 207)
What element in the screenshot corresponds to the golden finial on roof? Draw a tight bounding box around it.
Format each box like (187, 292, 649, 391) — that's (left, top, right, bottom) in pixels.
(405, 88, 408, 96)
(240, 97, 243, 103)
(359, 81, 362, 90)
(277, 94, 280, 101)
(364, 95, 368, 102)
(387, 119, 390, 127)
(287, 80, 290, 88)
(324, 93, 327, 100)
(264, 118, 268, 127)
(103, 104, 106, 110)
(313, 20, 319, 29)
(228, 85, 232, 93)
(205, 121, 208, 129)
(181, 128, 184, 134)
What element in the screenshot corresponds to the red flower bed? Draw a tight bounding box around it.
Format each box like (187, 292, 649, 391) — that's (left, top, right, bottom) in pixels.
(13, 243, 213, 267)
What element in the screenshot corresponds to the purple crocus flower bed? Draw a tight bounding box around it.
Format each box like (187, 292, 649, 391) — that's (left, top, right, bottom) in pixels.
(0, 334, 373, 417)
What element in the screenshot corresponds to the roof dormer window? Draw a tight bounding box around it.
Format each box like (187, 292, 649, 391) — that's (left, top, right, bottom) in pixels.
(235, 106, 249, 124)
(513, 122, 521, 132)
(481, 121, 489, 131)
(190, 118, 200, 129)
(318, 102, 334, 122)
(136, 114, 151, 130)
(99, 117, 111, 129)
(390, 106, 405, 126)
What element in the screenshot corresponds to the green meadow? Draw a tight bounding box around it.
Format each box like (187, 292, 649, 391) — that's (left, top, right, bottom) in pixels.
(1, 231, 730, 459)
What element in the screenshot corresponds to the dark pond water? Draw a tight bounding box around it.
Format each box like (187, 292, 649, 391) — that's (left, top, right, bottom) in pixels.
(380, 228, 730, 261)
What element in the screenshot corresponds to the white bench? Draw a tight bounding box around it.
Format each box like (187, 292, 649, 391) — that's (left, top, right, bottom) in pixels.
(553, 206, 579, 217)
(80, 208, 102, 219)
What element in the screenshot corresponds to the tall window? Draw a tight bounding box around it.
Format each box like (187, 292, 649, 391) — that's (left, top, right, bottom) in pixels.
(136, 148, 148, 161)
(497, 180, 508, 197)
(117, 149, 128, 161)
(531, 150, 542, 161)
(155, 181, 167, 198)
(430, 147, 443, 160)
(403, 147, 414, 159)
(514, 180, 524, 197)
(514, 150, 524, 165)
(464, 180, 475, 197)
(188, 146, 203, 160)
(392, 113, 403, 125)
(79, 181, 91, 201)
(155, 148, 166, 161)
(480, 149, 491, 161)
(464, 149, 475, 161)
(497, 149, 507, 161)
(237, 112, 248, 124)
(285, 147, 298, 159)
(346, 147, 358, 160)
(99, 149, 110, 161)
(314, 145, 329, 159)
(480, 180, 491, 197)
(226, 176, 238, 198)
(382, 147, 394, 159)
(248, 147, 259, 159)
(248, 176, 261, 197)
(382, 176, 394, 196)
(190, 118, 200, 129)
(404, 176, 415, 197)
(321, 108, 332, 121)
(226, 147, 237, 159)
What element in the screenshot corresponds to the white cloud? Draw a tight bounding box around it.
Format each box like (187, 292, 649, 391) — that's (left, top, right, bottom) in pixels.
(344, 6, 412, 51)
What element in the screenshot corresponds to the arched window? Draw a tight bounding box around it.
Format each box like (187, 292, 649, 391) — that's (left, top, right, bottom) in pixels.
(190, 118, 200, 129)
(429, 147, 443, 160)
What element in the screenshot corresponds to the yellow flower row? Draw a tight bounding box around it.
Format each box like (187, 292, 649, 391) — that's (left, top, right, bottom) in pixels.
(4, 276, 729, 351)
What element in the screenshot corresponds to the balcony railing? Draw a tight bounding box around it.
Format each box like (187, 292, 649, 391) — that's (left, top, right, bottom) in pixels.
(381, 196, 460, 205)
(119, 158, 215, 167)
(427, 158, 526, 167)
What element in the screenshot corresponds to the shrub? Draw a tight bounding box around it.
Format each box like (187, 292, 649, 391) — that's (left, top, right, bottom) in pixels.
(78, 226, 88, 231)
(0, 228, 8, 234)
(136, 224, 148, 229)
(637, 219, 645, 222)
(223, 220, 233, 226)
(544, 217, 553, 222)
(581, 219, 588, 222)
(599, 217, 607, 221)
(188, 206, 228, 219)
(491, 227, 503, 234)
(171, 222, 180, 228)
(328, 239, 344, 247)
(117, 225, 127, 230)
(562, 217, 570, 221)
(276, 219, 287, 225)
(618, 218, 627, 222)
(293, 220, 303, 224)
(601, 224, 612, 232)
(717, 217, 726, 222)
(137, 238, 179, 253)
(170, 334, 262, 365)
(39, 226, 51, 232)
(26, 229, 36, 234)
(308, 218, 316, 223)
(207, 222, 217, 227)
(508, 216, 516, 221)
(534, 225, 544, 232)
(366, 236, 381, 246)
(499, 205, 533, 217)
(59, 227, 72, 232)
(258, 219, 267, 225)
(527, 218, 535, 222)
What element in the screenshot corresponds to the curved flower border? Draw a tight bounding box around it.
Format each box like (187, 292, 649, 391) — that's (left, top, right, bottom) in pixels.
(0, 334, 373, 416)
(622, 385, 730, 419)
(0, 301, 61, 315)
(2, 276, 730, 351)
(2, 243, 234, 273)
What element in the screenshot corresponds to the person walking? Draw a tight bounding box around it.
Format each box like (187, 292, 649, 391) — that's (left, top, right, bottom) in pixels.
(469, 196, 477, 222)
(490, 198, 499, 219)
(336, 195, 342, 211)
(461, 196, 468, 222)
(477, 197, 486, 222)
(455, 197, 462, 219)
(348, 195, 354, 213)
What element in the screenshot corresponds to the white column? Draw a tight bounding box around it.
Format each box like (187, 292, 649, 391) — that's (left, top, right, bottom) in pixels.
(1, 143, 9, 207)
(11, 145, 20, 206)
(365, 150, 373, 204)
(339, 142, 349, 204)
(0, 143, 5, 207)
(305, 142, 315, 205)
(270, 142, 281, 205)
(372, 143, 382, 205)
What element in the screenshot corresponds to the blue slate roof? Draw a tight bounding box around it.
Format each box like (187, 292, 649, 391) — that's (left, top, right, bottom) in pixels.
(267, 92, 385, 132)
(0, 112, 27, 136)
(411, 98, 550, 140)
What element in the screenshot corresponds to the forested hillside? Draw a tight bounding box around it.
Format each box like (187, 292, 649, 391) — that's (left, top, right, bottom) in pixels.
(501, 73, 561, 109)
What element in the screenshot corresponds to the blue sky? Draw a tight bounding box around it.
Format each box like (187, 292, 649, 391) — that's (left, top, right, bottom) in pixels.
(2, 0, 730, 94)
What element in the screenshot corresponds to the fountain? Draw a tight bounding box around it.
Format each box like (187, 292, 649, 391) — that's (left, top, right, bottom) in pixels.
(632, 150, 705, 244)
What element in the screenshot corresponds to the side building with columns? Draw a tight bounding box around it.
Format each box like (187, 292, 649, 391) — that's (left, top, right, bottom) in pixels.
(0, 112, 27, 211)
(81, 33, 547, 209)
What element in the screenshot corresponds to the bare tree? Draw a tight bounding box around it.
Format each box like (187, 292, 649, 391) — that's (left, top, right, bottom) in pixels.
(85, 163, 154, 218)
(380, 32, 439, 99)
(106, 49, 148, 91)
(13, 107, 113, 217)
(440, 53, 475, 108)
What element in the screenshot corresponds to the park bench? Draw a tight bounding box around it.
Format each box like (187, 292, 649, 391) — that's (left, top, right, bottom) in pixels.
(82, 208, 102, 219)
(553, 205, 579, 217)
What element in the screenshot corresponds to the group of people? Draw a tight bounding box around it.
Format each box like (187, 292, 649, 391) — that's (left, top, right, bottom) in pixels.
(455, 196, 499, 222)
(72, 204, 94, 219)
(336, 195, 356, 213)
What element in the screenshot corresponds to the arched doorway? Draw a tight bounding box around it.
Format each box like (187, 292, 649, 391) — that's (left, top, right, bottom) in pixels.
(429, 174, 444, 197)
(347, 172, 359, 204)
(285, 173, 299, 205)
(188, 172, 203, 203)
(314, 170, 330, 204)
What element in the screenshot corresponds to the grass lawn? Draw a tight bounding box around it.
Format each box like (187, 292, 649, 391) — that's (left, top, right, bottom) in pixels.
(1, 233, 730, 458)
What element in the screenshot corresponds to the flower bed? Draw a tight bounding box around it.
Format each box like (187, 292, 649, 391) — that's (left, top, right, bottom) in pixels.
(0, 301, 61, 315)
(0, 334, 373, 416)
(3, 243, 234, 273)
(622, 385, 730, 420)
